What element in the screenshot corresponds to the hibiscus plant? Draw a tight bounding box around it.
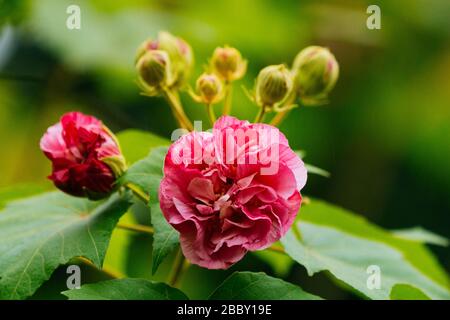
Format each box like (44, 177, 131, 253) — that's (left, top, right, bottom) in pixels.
(0, 31, 448, 301)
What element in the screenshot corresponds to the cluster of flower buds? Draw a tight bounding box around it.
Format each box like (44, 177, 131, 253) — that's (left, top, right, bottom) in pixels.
(136, 31, 193, 95)
(134, 30, 339, 127)
(252, 45, 339, 123)
(292, 46, 339, 105)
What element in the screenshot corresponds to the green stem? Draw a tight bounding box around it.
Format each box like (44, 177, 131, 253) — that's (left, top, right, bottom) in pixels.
(267, 244, 285, 254)
(117, 222, 154, 235)
(77, 257, 124, 279)
(163, 88, 194, 131)
(168, 247, 186, 287)
(222, 81, 233, 115)
(254, 105, 268, 123)
(270, 91, 297, 127)
(125, 182, 150, 204)
(206, 103, 216, 126)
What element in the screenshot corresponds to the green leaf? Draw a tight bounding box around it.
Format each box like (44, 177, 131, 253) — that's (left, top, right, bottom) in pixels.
(0, 192, 132, 300)
(209, 272, 322, 300)
(305, 163, 330, 178)
(102, 212, 138, 278)
(391, 227, 448, 247)
(295, 150, 306, 159)
(294, 150, 329, 177)
(299, 199, 450, 288)
(0, 183, 50, 209)
(62, 278, 188, 300)
(120, 146, 168, 203)
(390, 284, 431, 300)
(281, 221, 450, 300)
(150, 203, 179, 275)
(116, 129, 169, 165)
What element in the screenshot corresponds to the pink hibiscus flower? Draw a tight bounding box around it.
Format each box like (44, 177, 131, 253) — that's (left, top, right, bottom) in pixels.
(159, 116, 307, 269)
(40, 111, 124, 200)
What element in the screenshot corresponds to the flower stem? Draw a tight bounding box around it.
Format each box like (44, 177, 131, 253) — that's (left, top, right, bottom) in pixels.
(77, 257, 124, 279)
(254, 105, 268, 123)
(168, 247, 186, 287)
(206, 103, 216, 126)
(116, 222, 154, 235)
(125, 182, 150, 204)
(222, 81, 233, 115)
(267, 244, 285, 254)
(163, 88, 194, 131)
(270, 93, 297, 126)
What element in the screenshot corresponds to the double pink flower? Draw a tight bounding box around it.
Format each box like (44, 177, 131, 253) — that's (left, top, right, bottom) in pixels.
(159, 116, 307, 269)
(40, 112, 124, 200)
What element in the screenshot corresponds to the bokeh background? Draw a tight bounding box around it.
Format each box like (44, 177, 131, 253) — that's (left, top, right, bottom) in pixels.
(1, 0, 449, 299)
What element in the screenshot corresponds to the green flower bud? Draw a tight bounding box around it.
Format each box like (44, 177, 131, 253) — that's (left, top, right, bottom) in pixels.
(293, 46, 339, 104)
(256, 64, 293, 106)
(157, 31, 193, 88)
(196, 73, 223, 104)
(135, 31, 193, 88)
(210, 46, 247, 82)
(136, 50, 171, 88)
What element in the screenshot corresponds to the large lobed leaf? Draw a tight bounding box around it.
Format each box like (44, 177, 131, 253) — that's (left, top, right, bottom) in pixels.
(281, 220, 450, 300)
(391, 227, 448, 247)
(0, 183, 50, 209)
(0, 192, 132, 300)
(209, 272, 321, 300)
(298, 199, 449, 287)
(62, 278, 188, 300)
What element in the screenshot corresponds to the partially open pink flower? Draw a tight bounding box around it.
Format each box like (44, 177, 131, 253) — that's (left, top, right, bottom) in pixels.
(40, 112, 126, 200)
(159, 116, 307, 269)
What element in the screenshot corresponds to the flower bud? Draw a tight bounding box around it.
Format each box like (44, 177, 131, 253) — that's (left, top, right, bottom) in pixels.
(136, 50, 171, 88)
(136, 31, 193, 88)
(210, 46, 247, 82)
(135, 38, 159, 65)
(158, 31, 193, 87)
(256, 64, 293, 106)
(40, 112, 126, 200)
(292, 46, 339, 104)
(196, 73, 223, 104)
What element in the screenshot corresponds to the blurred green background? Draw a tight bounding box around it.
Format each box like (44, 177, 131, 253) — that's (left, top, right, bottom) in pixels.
(1, 0, 449, 299)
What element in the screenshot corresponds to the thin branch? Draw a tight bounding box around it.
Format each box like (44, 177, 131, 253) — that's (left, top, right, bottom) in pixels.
(116, 222, 154, 235)
(222, 81, 233, 115)
(77, 257, 124, 279)
(125, 182, 150, 204)
(168, 247, 186, 287)
(266, 245, 286, 254)
(270, 92, 297, 126)
(163, 88, 193, 131)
